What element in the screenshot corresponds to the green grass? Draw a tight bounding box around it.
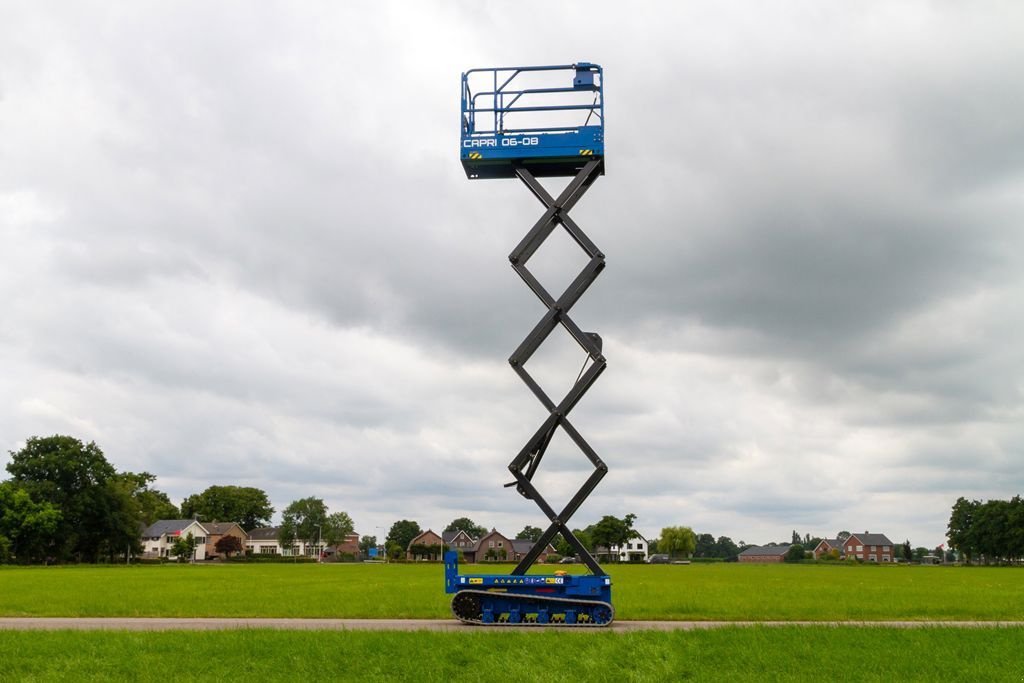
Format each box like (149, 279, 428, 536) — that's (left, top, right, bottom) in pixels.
(1, 562, 1022, 620)
(1, 627, 1022, 681)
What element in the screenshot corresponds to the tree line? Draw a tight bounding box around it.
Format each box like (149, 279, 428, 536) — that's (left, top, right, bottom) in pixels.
(0, 434, 357, 564)
(947, 496, 1024, 564)
(1, 435, 180, 563)
(377, 514, 741, 563)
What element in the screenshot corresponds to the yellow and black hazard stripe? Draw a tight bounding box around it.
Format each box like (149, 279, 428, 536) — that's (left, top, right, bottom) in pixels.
(579, 149, 594, 156)
(468, 152, 482, 160)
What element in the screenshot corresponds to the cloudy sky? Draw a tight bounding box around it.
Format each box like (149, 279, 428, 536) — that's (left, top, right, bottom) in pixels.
(2, 2, 1022, 549)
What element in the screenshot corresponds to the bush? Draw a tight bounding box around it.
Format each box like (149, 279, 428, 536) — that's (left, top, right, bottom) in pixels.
(545, 554, 563, 563)
(784, 545, 809, 563)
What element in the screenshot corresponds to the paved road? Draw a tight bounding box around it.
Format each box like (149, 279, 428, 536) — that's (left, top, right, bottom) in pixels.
(1, 618, 1022, 631)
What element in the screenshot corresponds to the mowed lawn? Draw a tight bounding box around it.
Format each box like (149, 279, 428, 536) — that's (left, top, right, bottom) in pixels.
(2, 627, 1023, 681)
(1, 562, 1022, 620)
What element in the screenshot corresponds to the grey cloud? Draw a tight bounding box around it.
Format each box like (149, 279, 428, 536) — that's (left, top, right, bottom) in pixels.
(2, 2, 1022, 549)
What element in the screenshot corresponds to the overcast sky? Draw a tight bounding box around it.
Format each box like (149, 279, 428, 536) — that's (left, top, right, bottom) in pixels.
(2, 2, 1022, 549)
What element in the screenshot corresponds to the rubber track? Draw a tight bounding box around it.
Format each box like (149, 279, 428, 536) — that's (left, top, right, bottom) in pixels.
(450, 589, 614, 628)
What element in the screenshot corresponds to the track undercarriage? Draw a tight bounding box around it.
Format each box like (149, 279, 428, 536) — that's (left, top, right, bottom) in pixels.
(451, 590, 614, 627)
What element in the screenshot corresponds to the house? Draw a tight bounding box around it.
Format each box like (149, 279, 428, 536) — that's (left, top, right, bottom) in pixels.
(843, 532, 894, 563)
(812, 538, 846, 559)
(442, 529, 476, 551)
(246, 527, 283, 556)
(406, 529, 444, 560)
(738, 545, 791, 563)
(419, 528, 555, 563)
(468, 529, 514, 562)
(140, 519, 209, 560)
(245, 526, 323, 557)
(202, 522, 248, 559)
(326, 532, 361, 561)
(607, 537, 649, 562)
(510, 538, 558, 564)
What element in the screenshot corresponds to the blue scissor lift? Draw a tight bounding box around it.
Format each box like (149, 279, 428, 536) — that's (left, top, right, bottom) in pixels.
(447, 63, 613, 626)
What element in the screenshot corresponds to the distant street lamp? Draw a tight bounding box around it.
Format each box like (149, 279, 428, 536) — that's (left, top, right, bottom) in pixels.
(315, 524, 323, 563)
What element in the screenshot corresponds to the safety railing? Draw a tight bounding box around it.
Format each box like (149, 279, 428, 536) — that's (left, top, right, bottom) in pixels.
(461, 63, 603, 138)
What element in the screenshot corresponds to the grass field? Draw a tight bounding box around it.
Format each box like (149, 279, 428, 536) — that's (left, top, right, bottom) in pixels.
(1, 562, 1022, 620)
(1, 627, 1022, 681)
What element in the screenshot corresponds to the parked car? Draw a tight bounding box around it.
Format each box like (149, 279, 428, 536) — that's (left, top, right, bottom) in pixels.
(559, 556, 576, 564)
(647, 554, 669, 564)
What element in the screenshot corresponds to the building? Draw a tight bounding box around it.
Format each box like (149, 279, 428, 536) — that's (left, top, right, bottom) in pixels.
(607, 537, 649, 562)
(245, 526, 324, 557)
(443, 529, 476, 551)
(202, 522, 248, 559)
(140, 519, 209, 560)
(419, 528, 555, 563)
(406, 530, 444, 560)
(510, 538, 558, 564)
(326, 532, 361, 560)
(738, 545, 791, 563)
(843, 532, 894, 563)
(473, 529, 514, 562)
(812, 538, 846, 559)
(246, 527, 282, 556)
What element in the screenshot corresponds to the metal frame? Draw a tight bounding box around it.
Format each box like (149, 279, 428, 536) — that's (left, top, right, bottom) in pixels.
(462, 63, 603, 136)
(504, 158, 608, 577)
(460, 63, 604, 179)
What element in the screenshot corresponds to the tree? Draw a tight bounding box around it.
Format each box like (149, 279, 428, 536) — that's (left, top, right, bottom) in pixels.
(214, 534, 243, 557)
(588, 514, 638, 561)
(385, 540, 404, 560)
(802, 536, 823, 552)
(116, 472, 178, 525)
(322, 511, 355, 547)
(359, 535, 377, 555)
(574, 528, 594, 553)
(715, 536, 740, 560)
(784, 544, 807, 562)
(386, 520, 422, 552)
(277, 524, 297, 556)
(171, 532, 197, 562)
(181, 485, 273, 531)
(516, 526, 543, 542)
(902, 540, 913, 562)
(836, 531, 851, 543)
(694, 533, 716, 558)
(280, 497, 329, 555)
(444, 517, 487, 539)
(6, 435, 139, 562)
(0, 481, 62, 563)
(660, 526, 697, 560)
(947, 496, 1024, 564)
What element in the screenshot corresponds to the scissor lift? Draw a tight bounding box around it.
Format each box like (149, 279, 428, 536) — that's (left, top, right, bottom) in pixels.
(446, 63, 612, 626)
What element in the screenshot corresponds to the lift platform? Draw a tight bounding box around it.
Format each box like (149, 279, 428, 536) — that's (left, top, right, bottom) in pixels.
(461, 63, 604, 179)
(448, 62, 613, 627)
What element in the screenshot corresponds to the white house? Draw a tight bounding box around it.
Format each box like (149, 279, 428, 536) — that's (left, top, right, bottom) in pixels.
(246, 527, 325, 557)
(609, 537, 649, 562)
(140, 519, 209, 560)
